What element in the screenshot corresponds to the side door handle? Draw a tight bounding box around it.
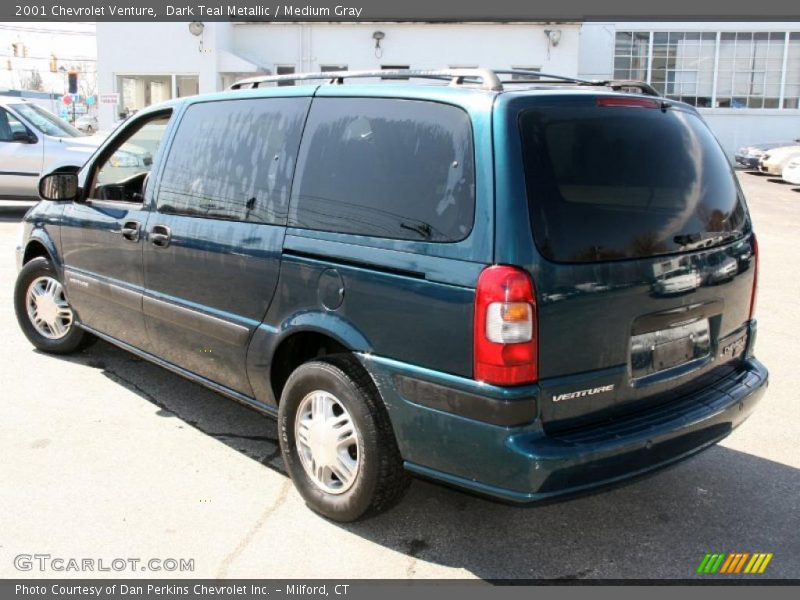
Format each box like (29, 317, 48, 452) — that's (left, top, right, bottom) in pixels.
(150, 224, 172, 248)
(120, 220, 140, 242)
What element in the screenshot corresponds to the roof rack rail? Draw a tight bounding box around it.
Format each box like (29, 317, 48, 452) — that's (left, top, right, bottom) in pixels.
(229, 68, 503, 91)
(228, 68, 660, 96)
(594, 79, 661, 97)
(493, 69, 597, 86)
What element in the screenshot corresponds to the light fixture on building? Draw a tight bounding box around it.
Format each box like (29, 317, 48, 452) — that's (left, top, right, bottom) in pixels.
(373, 31, 385, 59)
(544, 29, 562, 47)
(543, 28, 562, 60)
(189, 21, 205, 52)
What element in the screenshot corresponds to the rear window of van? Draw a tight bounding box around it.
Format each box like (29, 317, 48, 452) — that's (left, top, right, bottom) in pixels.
(519, 98, 748, 263)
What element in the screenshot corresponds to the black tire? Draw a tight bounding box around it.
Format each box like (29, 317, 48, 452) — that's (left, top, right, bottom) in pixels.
(278, 354, 410, 522)
(14, 257, 93, 354)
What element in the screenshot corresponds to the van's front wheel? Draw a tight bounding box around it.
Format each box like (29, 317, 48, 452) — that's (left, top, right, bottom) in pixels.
(14, 257, 92, 354)
(278, 355, 410, 521)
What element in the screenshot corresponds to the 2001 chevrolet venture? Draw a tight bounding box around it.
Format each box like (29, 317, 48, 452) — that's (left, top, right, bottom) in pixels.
(14, 69, 768, 521)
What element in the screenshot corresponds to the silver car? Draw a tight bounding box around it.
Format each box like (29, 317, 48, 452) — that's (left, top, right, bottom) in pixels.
(0, 99, 103, 202)
(74, 114, 99, 134)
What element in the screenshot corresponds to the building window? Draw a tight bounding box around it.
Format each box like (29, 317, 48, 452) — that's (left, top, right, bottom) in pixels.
(785, 32, 800, 109)
(614, 32, 650, 81)
(320, 65, 347, 72)
(613, 30, 800, 109)
(117, 75, 172, 115)
(716, 32, 784, 109)
(176, 75, 198, 98)
(652, 32, 716, 107)
(276, 65, 295, 86)
(381, 65, 410, 79)
(510, 66, 542, 80)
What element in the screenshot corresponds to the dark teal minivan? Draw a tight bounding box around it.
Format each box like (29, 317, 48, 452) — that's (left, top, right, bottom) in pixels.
(14, 69, 768, 521)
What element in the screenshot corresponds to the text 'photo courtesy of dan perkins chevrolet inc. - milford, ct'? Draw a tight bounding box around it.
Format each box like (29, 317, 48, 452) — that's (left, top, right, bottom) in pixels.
(38, 4, 365, 18)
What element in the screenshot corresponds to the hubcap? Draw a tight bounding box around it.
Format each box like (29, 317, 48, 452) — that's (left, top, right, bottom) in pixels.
(26, 276, 73, 340)
(295, 390, 360, 494)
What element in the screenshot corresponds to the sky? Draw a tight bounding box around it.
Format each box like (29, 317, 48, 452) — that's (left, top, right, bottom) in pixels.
(0, 22, 97, 94)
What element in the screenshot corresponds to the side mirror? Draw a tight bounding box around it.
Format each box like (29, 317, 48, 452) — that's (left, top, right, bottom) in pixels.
(12, 130, 36, 144)
(39, 171, 79, 202)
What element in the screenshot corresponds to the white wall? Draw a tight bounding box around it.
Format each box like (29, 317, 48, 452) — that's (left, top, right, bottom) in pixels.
(577, 23, 615, 80)
(701, 110, 800, 157)
(94, 21, 800, 156)
(96, 21, 582, 129)
(95, 22, 226, 129)
(232, 22, 581, 75)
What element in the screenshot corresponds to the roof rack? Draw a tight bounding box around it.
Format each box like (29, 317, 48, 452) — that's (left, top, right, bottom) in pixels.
(493, 69, 597, 86)
(228, 68, 660, 96)
(229, 68, 503, 91)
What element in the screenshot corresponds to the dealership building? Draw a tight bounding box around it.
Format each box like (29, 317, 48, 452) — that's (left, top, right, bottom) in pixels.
(95, 21, 800, 156)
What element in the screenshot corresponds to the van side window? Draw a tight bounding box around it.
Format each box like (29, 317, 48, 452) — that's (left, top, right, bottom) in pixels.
(289, 98, 475, 242)
(89, 111, 171, 202)
(156, 98, 310, 224)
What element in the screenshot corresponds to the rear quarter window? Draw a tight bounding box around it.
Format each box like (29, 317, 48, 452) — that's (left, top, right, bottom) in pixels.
(289, 97, 475, 242)
(518, 99, 748, 263)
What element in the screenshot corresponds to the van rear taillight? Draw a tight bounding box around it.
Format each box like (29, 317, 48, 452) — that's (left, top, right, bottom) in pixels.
(596, 96, 660, 109)
(750, 235, 759, 320)
(474, 266, 538, 386)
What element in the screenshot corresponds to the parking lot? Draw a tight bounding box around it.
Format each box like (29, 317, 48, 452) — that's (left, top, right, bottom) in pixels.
(0, 172, 798, 580)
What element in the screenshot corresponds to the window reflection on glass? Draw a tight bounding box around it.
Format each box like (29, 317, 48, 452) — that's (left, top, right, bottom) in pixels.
(91, 114, 171, 201)
(156, 98, 309, 224)
(290, 98, 476, 242)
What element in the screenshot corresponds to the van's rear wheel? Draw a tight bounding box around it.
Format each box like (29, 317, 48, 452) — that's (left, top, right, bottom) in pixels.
(278, 355, 410, 521)
(14, 257, 92, 354)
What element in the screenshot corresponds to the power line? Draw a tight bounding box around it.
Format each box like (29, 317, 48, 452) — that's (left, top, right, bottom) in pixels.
(0, 24, 95, 36)
(0, 53, 97, 62)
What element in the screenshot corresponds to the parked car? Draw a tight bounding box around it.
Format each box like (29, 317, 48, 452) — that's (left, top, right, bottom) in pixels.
(1, 99, 102, 201)
(14, 68, 768, 521)
(781, 155, 800, 185)
(652, 265, 702, 295)
(758, 144, 800, 175)
(74, 115, 99, 134)
(735, 140, 800, 169)
(703, 252, 738, 285)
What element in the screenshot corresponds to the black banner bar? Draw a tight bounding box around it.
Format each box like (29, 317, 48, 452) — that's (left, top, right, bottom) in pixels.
(2, 0, 800, 22)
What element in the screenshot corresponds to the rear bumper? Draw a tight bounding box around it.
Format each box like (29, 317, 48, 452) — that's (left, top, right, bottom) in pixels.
(360, 354, 768, 503)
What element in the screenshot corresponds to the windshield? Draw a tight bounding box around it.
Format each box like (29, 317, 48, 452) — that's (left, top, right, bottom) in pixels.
(11, 103, 83, 138)
(519, 98, 749, 263)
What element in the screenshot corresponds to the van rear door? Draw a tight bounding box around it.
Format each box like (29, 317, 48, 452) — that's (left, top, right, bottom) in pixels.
(497, 93, 756, 431)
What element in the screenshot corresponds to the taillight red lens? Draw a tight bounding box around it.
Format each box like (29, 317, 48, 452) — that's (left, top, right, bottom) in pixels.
(474, 265, 538, 386)
(596, 96, 660, 109)
(749, 235, 759, 320)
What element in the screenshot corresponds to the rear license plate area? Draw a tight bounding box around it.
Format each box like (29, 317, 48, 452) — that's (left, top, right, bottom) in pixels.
(630, 318, 711, 381)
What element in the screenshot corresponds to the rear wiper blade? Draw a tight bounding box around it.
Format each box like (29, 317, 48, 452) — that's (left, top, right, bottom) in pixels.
(400, 221, 433, 240)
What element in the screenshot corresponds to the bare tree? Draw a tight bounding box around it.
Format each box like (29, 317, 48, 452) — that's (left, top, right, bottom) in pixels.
(21, 68, 45, 92)
(74, 62, 97, 99)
